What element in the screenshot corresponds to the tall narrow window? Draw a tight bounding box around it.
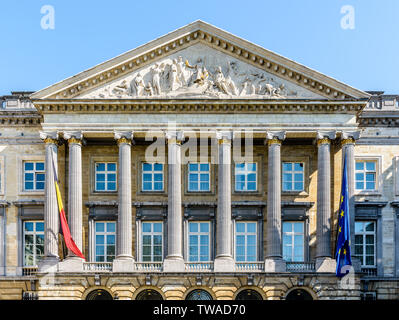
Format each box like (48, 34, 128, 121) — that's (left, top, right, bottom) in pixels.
(235, 163, 257, 192)
(23, 221, 44, 266)
(354, 221, 376, 267)
(95, 162, 117, 192)
(355, 161, 377, 191)
(235, 222, 257, 261)
(282, 162, 304, 192)
(23, 162, 45, 191)
(188, 163, 210, 192)
(94, 221, 116, 262)
(282, 222, 305, 262)
(188, 222, 210, 261)
(142, 222, 163, 262)
(142, 163, 164, 191)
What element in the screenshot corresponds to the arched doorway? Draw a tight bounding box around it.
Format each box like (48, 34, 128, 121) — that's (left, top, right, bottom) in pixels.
(86, 289, 113, 300)
(285, 289, 313, 300)
(235, 289, 263, 300)
(135, 289, 163, 300)
(185, 289, 213, 300)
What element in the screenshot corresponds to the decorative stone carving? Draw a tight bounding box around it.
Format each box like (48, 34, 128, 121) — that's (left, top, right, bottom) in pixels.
(81, 45, 321, 100)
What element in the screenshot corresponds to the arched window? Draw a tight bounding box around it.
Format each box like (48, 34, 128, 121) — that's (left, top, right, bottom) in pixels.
(285, 289, 313, 300)
(86, 289, 113, 300)
(135, 289, 163, 300)
(185, 289, 213, 300)
(235, 289, 263, 300)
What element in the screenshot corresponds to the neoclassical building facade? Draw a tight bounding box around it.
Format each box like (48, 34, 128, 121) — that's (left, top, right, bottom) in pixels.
(0, 21, 398, 300)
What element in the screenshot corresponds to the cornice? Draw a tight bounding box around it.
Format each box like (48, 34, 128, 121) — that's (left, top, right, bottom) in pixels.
(0, 111, 41, 126)
(34, 99, 366, 114)
(358, 114, 399, 127)
(30, 22, 370, 101)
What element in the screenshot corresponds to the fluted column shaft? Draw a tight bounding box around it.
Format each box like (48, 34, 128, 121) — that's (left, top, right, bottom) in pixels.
(316, 137, 333, 258)
(166, 132, 184, 259)
(216, 132, 233, 258)
(266, 136, 284, 258)
(66, 135, 83, 256)
(42, 134, 59, 260)
(116, 135, 133, 258)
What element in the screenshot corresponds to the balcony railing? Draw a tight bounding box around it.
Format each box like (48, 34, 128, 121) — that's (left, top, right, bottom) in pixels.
(22, 267, 38, 276)
(22, 291, 38, 300)
(185, 262, 214, 272)
(286, 262, 316, 272)
(235, 262, 265, 272)
(361, 267, 377, 277)
(83, 262, 113, 272)
(133, 262, 163, 272)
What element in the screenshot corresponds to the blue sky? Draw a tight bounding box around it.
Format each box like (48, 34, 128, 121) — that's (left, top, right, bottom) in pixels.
(0, 0, 398, 95)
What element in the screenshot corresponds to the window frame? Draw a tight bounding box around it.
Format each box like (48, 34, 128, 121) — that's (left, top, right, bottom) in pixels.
(0, 156, 5, 195)
(140, 221, 164, 262)
(187, 221, 211, 262)
(94, 162, 117, 193)
(93, 221, 116, 263)
(234, 162, 258, 192)
(141, 162, 165, 193)
(22, 220, 45, 267)
(234, 221, 258, 262)
(282, 162, 305, 192)
(282, 221, 305, 262)
(22, 161, 45, 192)
(354, 220, 376, 268)
(354, 156, 382, 195)
(187, 162, 211, 193)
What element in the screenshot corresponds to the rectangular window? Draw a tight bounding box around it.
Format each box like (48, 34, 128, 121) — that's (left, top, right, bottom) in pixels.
(235, 222, 257, 262)
(94, 221, 116, 262)
(282, 221, 305, 262)
(235, 163, 257, 192)
(188, 163, 210, 192)
(23, 161, 45, 191)
(354, 221, 376, 267)
(23, 221, 44, 266)
(142, 163, 164, 192)
(95, 162, 117, 192)
(142, 222, 163, 262)
(282, 162, 304, 192)
(188, 222, 210, 262)
(355, 161, 377, 191)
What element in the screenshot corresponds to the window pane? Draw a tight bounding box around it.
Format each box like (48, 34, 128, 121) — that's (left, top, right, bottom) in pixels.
(36, 222, 44, 232)
(107, 163, 116, 171)
(247, 182, 256, 191)
(96, 182, 105, 191)
(154, 173, 163, 182)
(294, 182, 303, 191)
(36, 162, 44, 171)
(247, 173, 256, 182)
(366, 235, 374, 245)
(154, 182, 163, 190)
(189, 163, 198, 171)
(96, 235, 104, 245)
(366, 162, 375, 171)
(25, 173, 34, 181)
(36, 174, 45, 182)
(107, 182, 116, 191)
(142, 235, 151, 245)
(107, 173, 116, 182)
(153, 223, 162, 233)
(236, 182, 245, 191)
(236, 236, 245, 246)
(283, 173, 292, 182)
(200, 163, 209, 171)
(25, 222, 34, 232)
(355, 234, 363, 245)
(247, 235, 256, 245)
(25, 182, 34, 190)
(283, 182, 292, 191)
(247, 163, 256, 171)
(294, 163, 303, 171)
(189, 182, 198, 191)
(365, 173, 375, 182)
(24, 162, 34, 171)
(142, 223, 151, 233)
(143, 182, 152, 191)
(356, 173, 364, 181)
(96, 163, 105, 171)
(235, 163, 245, 170)
(153, 163, 163, 171)
(200, 182, 209, 191)
(153, 235, 162, 245)
(143, 163, 152, 171)
(36, 182, 45, 190)
(365, 222, 374, 232)
(107, 223, 115, 233)
(283, 163, 292, 171)
(143, 173, 152, 182)
(247, 223, 256, 233)
(356, 182, 363, 190)
(355, 162, 364, 170)
(365, 256, 374, 266)
(189, 235, 198, 245)
(200, 173, 209, 182)
(200, 235, 209, 245)
(236, 223, 245, 233)
(293, 222, 304, 233)
(97, 173, 105, 181)
(189, 173, 198, 182)
(189, 223, 198, 233)
(95, 223, 105, 232)
(294, 173, 303, 182)
(366, 182, 375, 190)
(200, 223, 209, 233)
(282, 222, 291, 233)
(106, 235, 115, 245)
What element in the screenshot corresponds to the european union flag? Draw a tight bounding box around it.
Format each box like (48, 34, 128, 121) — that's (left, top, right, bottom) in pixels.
(335, 151, 352, 277)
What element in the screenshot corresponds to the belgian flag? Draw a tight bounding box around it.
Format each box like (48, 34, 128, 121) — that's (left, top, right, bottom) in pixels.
(51, 152, 86, 261)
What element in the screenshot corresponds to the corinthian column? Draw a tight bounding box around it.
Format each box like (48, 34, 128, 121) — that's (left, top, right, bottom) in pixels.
(163, 131, 185, 272)
(341, 131, 361, 272)
(113, 131, 134, 272)
(38, 131, 60, 273)
(214, 131, 235, 272)
(315, 131, 337, 272)
(265, 131, 286, 272)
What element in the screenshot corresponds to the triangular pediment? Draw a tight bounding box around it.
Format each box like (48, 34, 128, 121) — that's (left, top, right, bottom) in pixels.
(31, 20, 370, 101)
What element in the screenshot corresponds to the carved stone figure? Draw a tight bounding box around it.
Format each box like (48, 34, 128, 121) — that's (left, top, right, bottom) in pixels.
(150, 63, 162, 95)
(214, 66, 230, 95)
(176, 56, 187, 86)
(130, 72, 145, 96)
(112, 80, 129, 96)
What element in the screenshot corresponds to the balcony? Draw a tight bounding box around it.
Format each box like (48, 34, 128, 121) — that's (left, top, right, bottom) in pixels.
(286, 262, 316, 272)
(22, 267, 38, 276)
(235, 262, 265, 272)
(133, 262, 163, 272)
(83, 262, 112, 272)
(184, 262, 214, 272)
(361, 267, 377, 277)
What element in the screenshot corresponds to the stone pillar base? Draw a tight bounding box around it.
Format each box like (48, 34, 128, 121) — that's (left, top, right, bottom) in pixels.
(265, 258, 286, 272)
(214, 256, 235, 272)
(38, 256, 59, 273)
(112, 257, 134, 272)
(316, 257, 337, 273)
(163, 257, 185, 272)
(58, 257, 84, 272)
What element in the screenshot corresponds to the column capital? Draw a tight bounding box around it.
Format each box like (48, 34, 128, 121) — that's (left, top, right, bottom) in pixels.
(341, 130, 360, 146)
(63, 131, 83, 145)
(316, 131, 336, 145)
(216, 131, 234, 145)
(40, 131, 59, 144)
(165, 131, 185, 144)
(265, 131, 285, 145)
(114, 131, 134, 145)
